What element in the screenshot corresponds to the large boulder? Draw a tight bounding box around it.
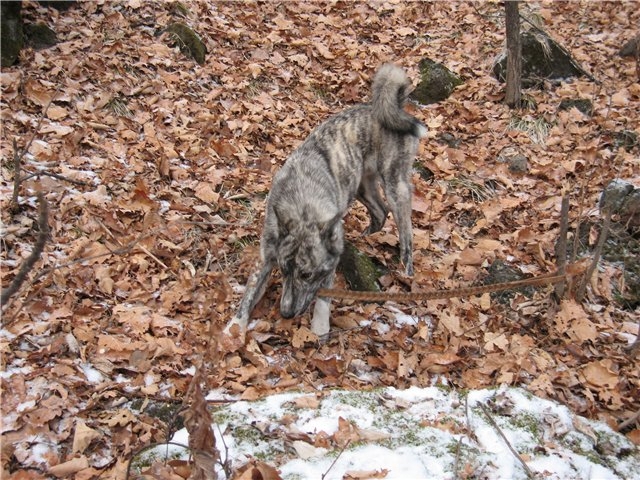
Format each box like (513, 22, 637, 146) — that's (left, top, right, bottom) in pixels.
(410, 58, 463, 105)
(493, 31, 584, 86)
(1, 1, 23, 67)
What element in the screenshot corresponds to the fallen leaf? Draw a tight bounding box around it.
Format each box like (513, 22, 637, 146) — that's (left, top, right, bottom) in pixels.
(72, 420, 101, 454)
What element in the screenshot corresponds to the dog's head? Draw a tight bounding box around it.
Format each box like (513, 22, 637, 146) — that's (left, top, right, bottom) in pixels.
(274, 211, 343, 319)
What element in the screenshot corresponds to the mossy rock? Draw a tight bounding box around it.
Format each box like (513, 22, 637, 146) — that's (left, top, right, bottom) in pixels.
(410, 58, 463, 105)
(484, 259, 531, 304)
(613, 130, 638, 153)
(38, 1, 75, 11)
(338, 241, 383, 292)
(619, 34, 639, 57)
(493, 31, 584, 86)
(558, 98, 593, 116)
(25, 22, 57, 50)
(413, 160, 434, 181)
(164, 22, 207, 65)
(1, 1, 24, 67)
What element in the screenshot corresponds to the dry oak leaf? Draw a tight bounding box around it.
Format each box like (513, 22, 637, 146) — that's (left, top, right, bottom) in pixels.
(333, 417, 360, 447)
(23, 78, 55, 106)
(439, 310, 463, 336)
(581, 359, 619, 389)
(291, 326, 318, 348)
(234, 460, 282, 480)
(291, 440, 327, 460)
(344, 469, 389, 479)
(291, 395, 320, 409)
(72, 419, 101, 454)
(48, 456, 90, 478)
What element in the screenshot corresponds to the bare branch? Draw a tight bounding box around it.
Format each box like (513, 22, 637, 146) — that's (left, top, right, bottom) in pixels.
(575, 208, 611, 302)
(478, 402, 534, 479)
(1, 194, 49, 308)
(554, 195, 570, 298)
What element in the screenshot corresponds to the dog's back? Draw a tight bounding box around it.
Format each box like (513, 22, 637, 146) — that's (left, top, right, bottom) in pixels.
(269, 64, 426, 220)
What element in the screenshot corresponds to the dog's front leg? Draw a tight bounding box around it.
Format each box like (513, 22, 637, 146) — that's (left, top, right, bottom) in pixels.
(224, 261, 273, 334)
(310, 274, 334, 337)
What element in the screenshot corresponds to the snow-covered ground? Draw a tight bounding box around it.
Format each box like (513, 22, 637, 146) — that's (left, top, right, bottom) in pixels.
(162, 385, 640, 480)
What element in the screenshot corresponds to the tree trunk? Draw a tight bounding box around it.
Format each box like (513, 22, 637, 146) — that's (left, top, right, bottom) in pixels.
(505, 1, 522, 108)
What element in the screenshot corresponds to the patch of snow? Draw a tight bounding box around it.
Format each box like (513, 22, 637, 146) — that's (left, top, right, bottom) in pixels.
(16, 399, 37, 413)
(159, 386, 640, 480)
(0, 364, 32, 379)
(80, 363, 105, 383)
(181, 365, 197, 376)
(387, 305, 421, 327)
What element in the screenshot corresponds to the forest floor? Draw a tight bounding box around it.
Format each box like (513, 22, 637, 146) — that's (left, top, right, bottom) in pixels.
(1, 1, 639, 479)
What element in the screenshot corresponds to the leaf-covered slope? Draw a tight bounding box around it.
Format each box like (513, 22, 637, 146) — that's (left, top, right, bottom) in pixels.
(1, 1, 638, 477)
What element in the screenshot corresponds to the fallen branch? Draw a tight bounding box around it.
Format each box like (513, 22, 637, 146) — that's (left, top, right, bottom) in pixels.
(320, 263, 587, 303)
(1, 193, 49, 307)
(478, 402, 534, 479)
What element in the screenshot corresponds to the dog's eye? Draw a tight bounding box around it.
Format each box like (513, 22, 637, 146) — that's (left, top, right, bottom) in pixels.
(300, 271, 313, 282)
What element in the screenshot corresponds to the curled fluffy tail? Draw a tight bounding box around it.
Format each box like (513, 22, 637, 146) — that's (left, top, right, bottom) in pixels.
(371, 64, 427, 138)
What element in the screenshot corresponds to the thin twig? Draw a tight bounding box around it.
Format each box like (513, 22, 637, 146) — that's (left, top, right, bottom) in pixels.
(478, 402, 534, 479)
(1, 193, 49, 307)
(618, 407, 640, 432)
(20, 170, 90, 186)
(11, 139, 22, 209)
(575, 208, 612, 301)
(321, 439, 351, 480)
(452, 437, 463, 479)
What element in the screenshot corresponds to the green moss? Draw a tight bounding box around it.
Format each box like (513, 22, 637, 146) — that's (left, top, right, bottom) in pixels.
(129, 444, 187, 472)
(165, 22, 207, 65)
(511, 412, 541, 440)
(338, 241, 383, 293)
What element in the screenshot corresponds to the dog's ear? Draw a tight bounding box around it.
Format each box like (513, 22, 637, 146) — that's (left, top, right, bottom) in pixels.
(320, 213, 342, 241)
(274, 207, 293, 237)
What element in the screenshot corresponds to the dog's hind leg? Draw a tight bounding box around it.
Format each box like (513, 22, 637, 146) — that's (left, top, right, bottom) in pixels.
(383, 176, 414, 276)
(225, 261, 273, 334)
(310, 274, 334, 336)
(357, 173, 388, 235)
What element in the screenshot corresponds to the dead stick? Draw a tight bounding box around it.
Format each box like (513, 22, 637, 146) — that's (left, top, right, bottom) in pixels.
(618, 407, 640, 432)
(554, 195, 570, 298)
(575, 208, 611, 301)
(478, 402, 534, 479)
(1, 194, 49, 307)
(320, 273, 568, 303)
(11, 139, 21, 208)
(321, 439, 352, 480)
(21, 170, 90, 187)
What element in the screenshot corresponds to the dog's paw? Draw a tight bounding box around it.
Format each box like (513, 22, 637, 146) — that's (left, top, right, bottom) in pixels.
(405, 263, 414, 277)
